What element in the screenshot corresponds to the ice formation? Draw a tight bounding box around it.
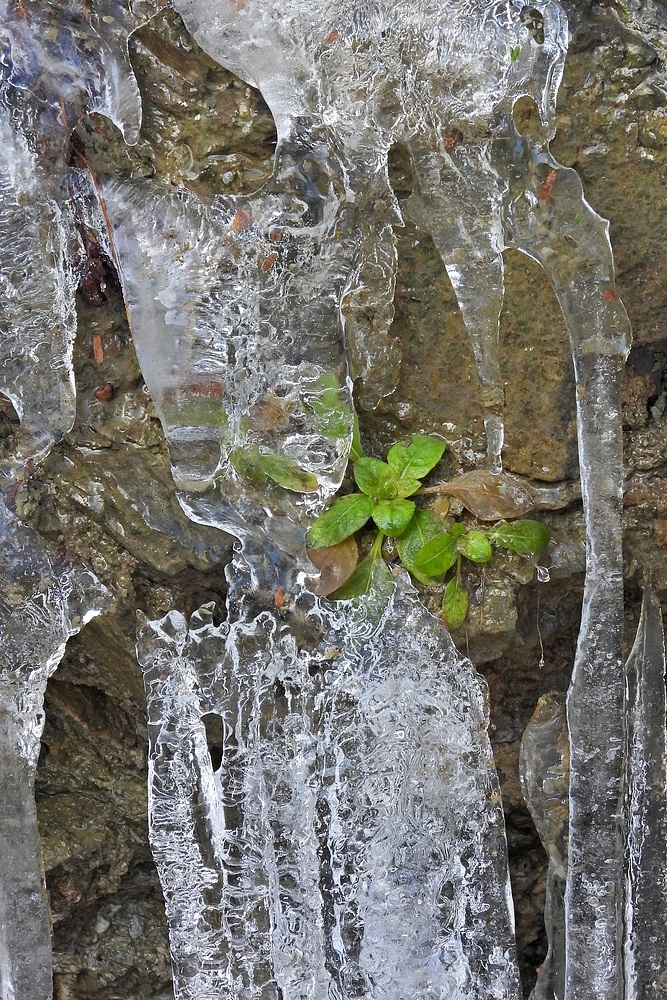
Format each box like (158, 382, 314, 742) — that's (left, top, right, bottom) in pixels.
(0, 0, 664, 1000)
(138, 574, 520, 999)
(0, 499, 106, 1000)
(0, 0, 148, 476)
(623, 586, 667, 1000)
(520, 692, 568, 1000)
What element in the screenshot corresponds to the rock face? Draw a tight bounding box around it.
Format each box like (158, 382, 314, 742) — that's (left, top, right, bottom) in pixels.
(0, 0, 666, 996)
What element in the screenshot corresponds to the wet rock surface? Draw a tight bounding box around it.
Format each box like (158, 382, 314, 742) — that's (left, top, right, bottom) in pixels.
(7, 0, 664, 995)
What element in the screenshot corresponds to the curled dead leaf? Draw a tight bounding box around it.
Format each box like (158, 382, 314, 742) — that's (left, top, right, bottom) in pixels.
(423, 469, 575, 521)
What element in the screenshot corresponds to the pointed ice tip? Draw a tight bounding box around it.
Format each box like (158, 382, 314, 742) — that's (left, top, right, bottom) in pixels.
(483, 414, 504, 475)
(490, 453, 503, 475)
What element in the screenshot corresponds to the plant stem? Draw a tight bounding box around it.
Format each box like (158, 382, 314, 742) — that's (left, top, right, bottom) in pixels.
(371, 530, 385, 558)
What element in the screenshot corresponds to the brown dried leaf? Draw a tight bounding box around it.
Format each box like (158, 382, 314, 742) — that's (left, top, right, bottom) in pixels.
(441, 469, 535, 521)
(306, 536, 359, 596)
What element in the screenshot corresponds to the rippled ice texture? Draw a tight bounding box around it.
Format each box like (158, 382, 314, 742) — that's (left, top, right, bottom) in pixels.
(0, 1, 651, 999)
(138, 572, 520, 1000)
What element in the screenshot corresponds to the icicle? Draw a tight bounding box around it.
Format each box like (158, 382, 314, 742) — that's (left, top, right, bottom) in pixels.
(0, 0, 153, 481)
(0, 499, 107, 1000)
(0, 0, 148, 146)
(520, 692, 569, 1000)
(172, 0, 567, 453)
(0, 108, 79, 479)
(406, 146, 507, 473)
(500, 128, 631, 999)
(94, 158, 355, 571)
(138, 572, 520, 1000)
(623, 585, 667, 1000)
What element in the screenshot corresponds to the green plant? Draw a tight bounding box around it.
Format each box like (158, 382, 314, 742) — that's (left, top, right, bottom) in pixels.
(306, 427, 550, 629)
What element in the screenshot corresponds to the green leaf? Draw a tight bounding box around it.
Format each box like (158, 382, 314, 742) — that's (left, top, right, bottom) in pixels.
(489, 519, 551, 556)
(396, 510, 447, 584)
(306, 493, 373, 548)
(230, 447, 318, 492)
(332, 536, 390, 600)
(372, 499, 415, 536)
(256, 452, 319, 492)
(413, 530, 459, 578)
(510, 44, 521, 62)
(350, 410, 364, 462)
(230, 446, 266, 486)
(458, 531, 493, 563)
(302, 373, 351, 440)
(387, 435, 446, 483)
(353, 457, 403, 499)
(442, 577, 469, 630)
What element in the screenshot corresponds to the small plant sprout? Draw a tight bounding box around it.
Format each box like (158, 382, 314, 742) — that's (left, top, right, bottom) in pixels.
(306, 430, 551, 629)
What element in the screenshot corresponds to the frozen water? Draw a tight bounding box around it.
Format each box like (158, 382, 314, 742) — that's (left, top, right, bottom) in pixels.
(173, 0, 568, 471)
(112, 5, 632, 989)
(0, 0, 146, 145)
(138, 571, 520, 1000)
(0, 0, 654, 998)
(0, 108, 79, 478)
(520, 692, 568, 1000)
(0, 0, 151, 480)
(504, 161, 630, 1000)
(623, 586, 667, 1000)
(0, 498, 106, 1000)
(95, 168, 355, 564)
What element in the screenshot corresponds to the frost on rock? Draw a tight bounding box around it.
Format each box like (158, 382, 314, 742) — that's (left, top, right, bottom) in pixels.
(138, 574, 520, 1000)
(623, 586, 667, 1000)
(0, 499, 106, 1000)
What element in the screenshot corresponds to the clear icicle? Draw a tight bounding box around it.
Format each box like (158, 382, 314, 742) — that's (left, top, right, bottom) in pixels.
(0, 0, 148, 146)
(0, 499, 107, 1000)
(138, 573, 521, 1000)
(0, 109, 79, 479)
(0, 0, 154, 481)
(623, 585, 667, 1000)
(406, 146, 507, 473)
(520, 692, 569, 1000)
(172, 0, 568, 447)
(500, 133, 631, 1000)
(94, 163, 355, 567)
